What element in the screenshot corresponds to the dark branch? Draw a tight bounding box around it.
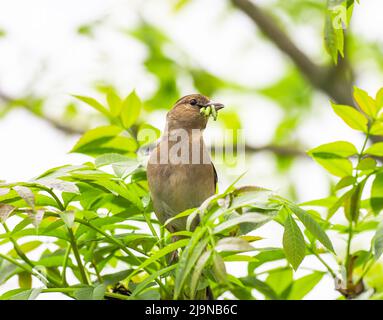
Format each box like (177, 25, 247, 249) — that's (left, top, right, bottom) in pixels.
(0, 90, 84, 135)
(231, 0, 354, 106)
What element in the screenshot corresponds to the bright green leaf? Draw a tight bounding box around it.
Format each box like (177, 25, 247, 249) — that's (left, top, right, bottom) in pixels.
(283, 214, 306, 270)
(121, 91, 141, 128)
(331, 103, 368, 132)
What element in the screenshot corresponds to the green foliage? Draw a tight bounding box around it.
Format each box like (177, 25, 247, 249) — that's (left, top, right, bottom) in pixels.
(0, 93, 336, 300)
(306, 86, 383, 299)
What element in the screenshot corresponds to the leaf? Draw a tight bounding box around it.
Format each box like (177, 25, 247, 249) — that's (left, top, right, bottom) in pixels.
(13, 186, 35, 209)
(376, 87, 383, 110)
(95, 153, 134, 168)
(354, 87, 377, 117)
(37, 179, 79, 194)
(287, 272, 324, 300)
(73, 284, 106, 300)
(308, 141, 357, 158)
(213, 212, 275, 234)
(132, 265, 176, 297)
(266, 267, 293, 296)
(128, 239, 189, 284)
(288, 204, 334, 252)
(312, 157, 353, 177)
(0, 204, 16, 222)
(240, 276, 279, 300)
(371, 173, 383, 215)
(212, 253, 227, 284)
(8, 241, 42, 258)
(59, 210, 75, 228)
(331, 102, 368, 132)
(18, 272, 32, 289)
(365, 142, 383, 156)
(324, 11, 344, 64)
(283, 214, 306, 270)
(174, 229, 207, 299)
(356, 157, 376, 170)
(71, 125, 122, 153)
(2, 288, 42, 300)
(121, 91, 141, 128)
(370, 121, 383, 135)
(373, 221, 383, 260)
(137, 123, 161, 147)
(72, 95, 110, 117)
(335, 176, 356, 190)
(106, 91, 122, 116)
(189, 250, 212, 299)
(215, 237, 254, 252)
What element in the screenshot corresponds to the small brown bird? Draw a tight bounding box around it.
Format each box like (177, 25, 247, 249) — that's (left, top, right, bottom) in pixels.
(147, 94, 224, 234)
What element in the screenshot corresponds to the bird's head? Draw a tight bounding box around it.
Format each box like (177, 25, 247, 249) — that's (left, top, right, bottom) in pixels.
(166, 94, 224, 130)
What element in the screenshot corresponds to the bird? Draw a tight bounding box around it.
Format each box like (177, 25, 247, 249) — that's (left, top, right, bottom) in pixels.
(147, 94, 224, 235)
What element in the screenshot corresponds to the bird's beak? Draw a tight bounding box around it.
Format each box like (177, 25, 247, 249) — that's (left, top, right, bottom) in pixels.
(204, 101, 225, 111)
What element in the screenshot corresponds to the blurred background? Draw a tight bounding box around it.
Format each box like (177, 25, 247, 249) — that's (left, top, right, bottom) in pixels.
(0, 0, 382, 299)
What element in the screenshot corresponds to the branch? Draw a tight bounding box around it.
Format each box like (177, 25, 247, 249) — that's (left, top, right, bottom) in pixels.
(231, 0, 354, 106)
(0, 90, 84, 135)
(211, 143, 307, 158)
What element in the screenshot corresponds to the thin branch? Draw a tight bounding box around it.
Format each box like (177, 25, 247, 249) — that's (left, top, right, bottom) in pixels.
(230, 0, 354, 106)
(0, 90, 84, 135)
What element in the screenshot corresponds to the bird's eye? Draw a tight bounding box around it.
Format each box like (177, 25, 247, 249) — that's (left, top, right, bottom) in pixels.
(190, 99, 197, 106)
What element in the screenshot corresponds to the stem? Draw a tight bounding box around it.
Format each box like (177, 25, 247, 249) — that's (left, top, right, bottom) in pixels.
(68, 228, 90, 285)
(308, 247, 337, 279)
(2, 223, 34, 269)
(61, 243, 71, 286)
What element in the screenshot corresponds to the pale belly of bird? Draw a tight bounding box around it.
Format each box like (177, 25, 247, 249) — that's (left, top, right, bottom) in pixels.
(147, 162, 215, 232)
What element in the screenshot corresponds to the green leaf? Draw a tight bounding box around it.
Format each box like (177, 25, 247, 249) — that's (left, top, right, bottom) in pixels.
(137, 123, 161, 147)
(1, 288, 42, 300)
(72, 95, 110, 117)
(213, 212, 275, 234)
(189, 250, 212, 299)
(128, 239, 189, 285)
(212, 253, 227, 284)
(312, 157, 353, 177)
(71, 125, 122, 153)
(8, 241, 42, 258)
(356, 157, 376, 170)
(266, 267, 293, 296)
(335, 176, 356, 190)
(354, 87, 378, 117)
(370, 121, 383, 135)
(376, 87, 383, 110)
(73, 284, 106, 300)
(324, 11, 344, 64)
(121, 91, 141, 128)
(373, 221, 383, 260)
(18, 272, 32, 289)
(287, 272, 324, 300)
(308, 141, 357, 158)
(371, 173, 383, 215)
(331, 103, 368, 132)
(132, 265, 176, 297)
(283, 214, 306, 270)
(174, 228, 207, 299)
(106, 91, 122, 116)
(95, 153, 134, 168)
(288, 204, 334, 252)
(365, 142, 383, 156)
